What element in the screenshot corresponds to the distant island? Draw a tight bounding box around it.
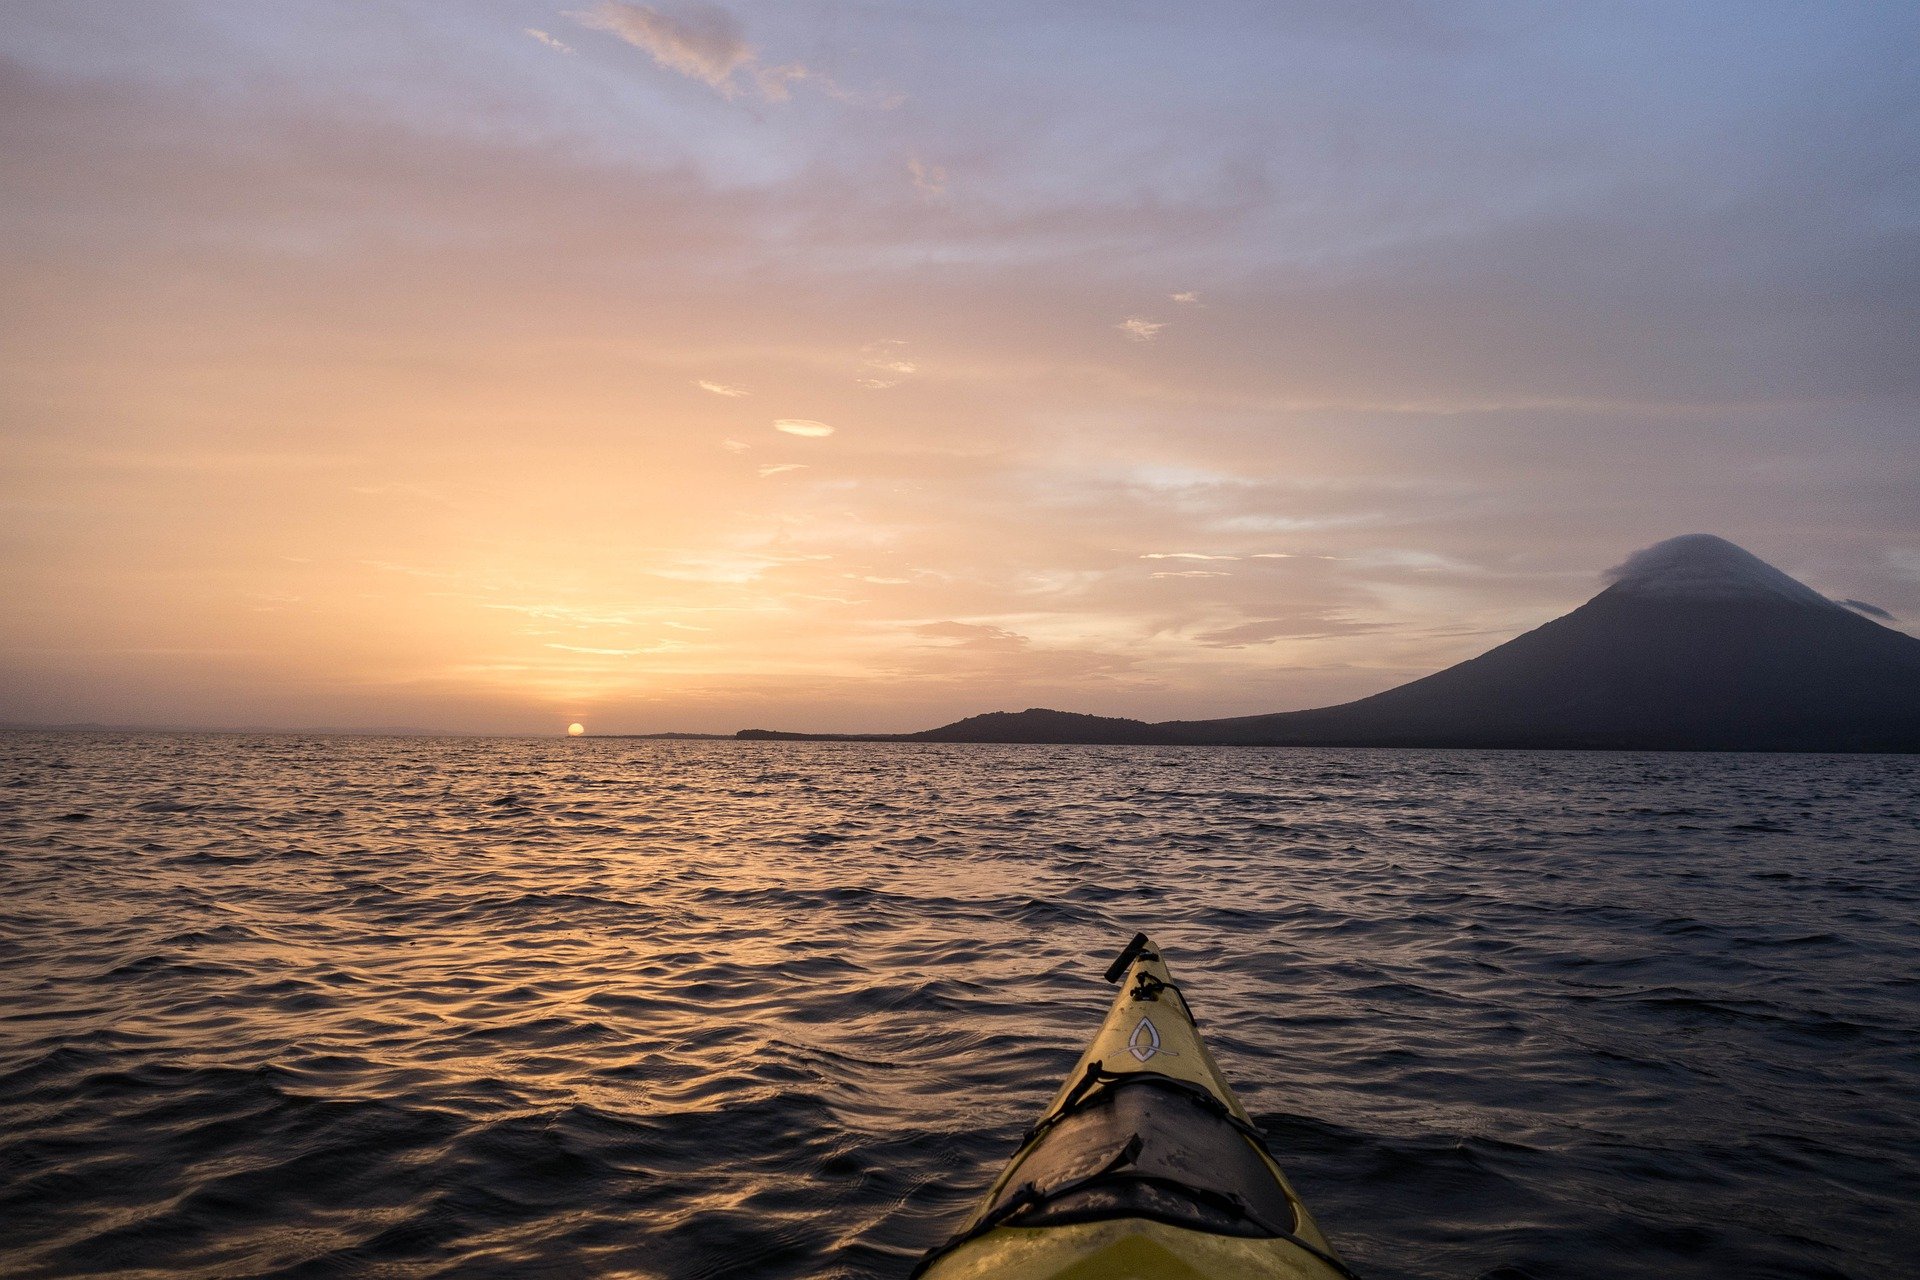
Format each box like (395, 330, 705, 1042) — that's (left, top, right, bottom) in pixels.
(726, 536, 1920, 754)
(597, 732, 736, 740)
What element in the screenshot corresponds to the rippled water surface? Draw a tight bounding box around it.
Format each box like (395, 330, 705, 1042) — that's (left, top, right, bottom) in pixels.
(2, 734, 1918, 1279)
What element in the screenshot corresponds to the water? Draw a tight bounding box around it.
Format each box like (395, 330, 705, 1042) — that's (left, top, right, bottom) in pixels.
(1, 734, 1917, 1280)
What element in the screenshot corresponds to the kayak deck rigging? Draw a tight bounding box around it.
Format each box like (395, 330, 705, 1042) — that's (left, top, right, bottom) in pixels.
(913, 933, 1359, 1280)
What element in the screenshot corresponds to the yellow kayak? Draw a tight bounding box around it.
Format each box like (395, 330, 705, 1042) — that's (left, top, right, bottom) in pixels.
(913, 933, 1359, 1280)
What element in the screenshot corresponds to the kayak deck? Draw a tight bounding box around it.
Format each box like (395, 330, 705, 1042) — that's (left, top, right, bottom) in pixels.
(914, 933, 1357, 1280)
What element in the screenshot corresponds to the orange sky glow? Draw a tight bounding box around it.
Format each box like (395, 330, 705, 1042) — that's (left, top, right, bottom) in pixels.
(2, 3, 1915, 733)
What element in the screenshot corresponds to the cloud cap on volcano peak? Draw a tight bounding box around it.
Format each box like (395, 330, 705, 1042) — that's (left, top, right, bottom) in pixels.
(1602, 534, 1836, 610)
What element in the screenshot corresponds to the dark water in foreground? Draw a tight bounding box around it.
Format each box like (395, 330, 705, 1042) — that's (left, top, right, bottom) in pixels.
(2, 735, 1917, 1280)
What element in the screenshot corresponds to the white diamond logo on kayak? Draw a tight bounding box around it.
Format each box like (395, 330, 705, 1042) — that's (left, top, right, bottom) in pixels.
(1127, 1016, 1161, 1062)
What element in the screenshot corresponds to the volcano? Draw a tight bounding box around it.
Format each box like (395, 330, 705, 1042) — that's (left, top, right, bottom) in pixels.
(886, 536, 1920, 752)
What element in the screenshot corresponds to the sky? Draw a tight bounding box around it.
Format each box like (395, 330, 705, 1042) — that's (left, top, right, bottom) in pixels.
(2, 1, 1917, 734)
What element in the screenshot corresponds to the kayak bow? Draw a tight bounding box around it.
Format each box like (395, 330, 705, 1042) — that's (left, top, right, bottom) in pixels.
(914, 933, 1358, 1280)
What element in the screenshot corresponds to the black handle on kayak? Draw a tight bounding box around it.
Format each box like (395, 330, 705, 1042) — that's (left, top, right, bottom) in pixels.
(1103, 932, 1153, 984)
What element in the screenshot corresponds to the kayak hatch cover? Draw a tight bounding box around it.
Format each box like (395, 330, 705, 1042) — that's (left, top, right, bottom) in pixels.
(912, 932, 1360, 1280)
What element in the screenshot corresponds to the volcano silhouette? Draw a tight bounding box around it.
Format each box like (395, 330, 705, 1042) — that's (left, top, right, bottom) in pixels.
(885, 536, 1920, 752)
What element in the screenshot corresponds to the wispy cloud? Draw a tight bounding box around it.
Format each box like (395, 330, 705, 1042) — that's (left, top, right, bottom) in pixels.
(1117, 317, 1165, 341)
(646, 550, 827, 582)
(575, 1, 853, 103)
(576, 2, 753, 92)
(525, 28, 577, 54)
(1195, 616, 1389, 647)
(752, 62, 816, 102)
(912, 621, 1029, 651)
(1150, 569, 1231, 578)
(774, 419, 835, 437)
(721, 438, 750, 453)
(545, 641, 687, 656)
(758, 462, 807, 477)
(697, 379, 749, 397)
(1170, 290, 1200, 304)
(908, 156, 947, 198)
(1142, 552, 1236, 561)
(858, 339, 917, 389)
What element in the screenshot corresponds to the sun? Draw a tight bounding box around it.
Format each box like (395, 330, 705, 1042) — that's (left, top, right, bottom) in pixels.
(567, 722, 585, 737)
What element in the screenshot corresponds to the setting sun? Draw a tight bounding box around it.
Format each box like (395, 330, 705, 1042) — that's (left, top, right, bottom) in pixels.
(567, 723, 585, 737)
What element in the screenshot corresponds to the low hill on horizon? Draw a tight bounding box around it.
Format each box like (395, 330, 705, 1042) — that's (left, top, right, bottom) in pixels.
(910, 707, 1180, 745)
(736, 536, 1920, 753)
